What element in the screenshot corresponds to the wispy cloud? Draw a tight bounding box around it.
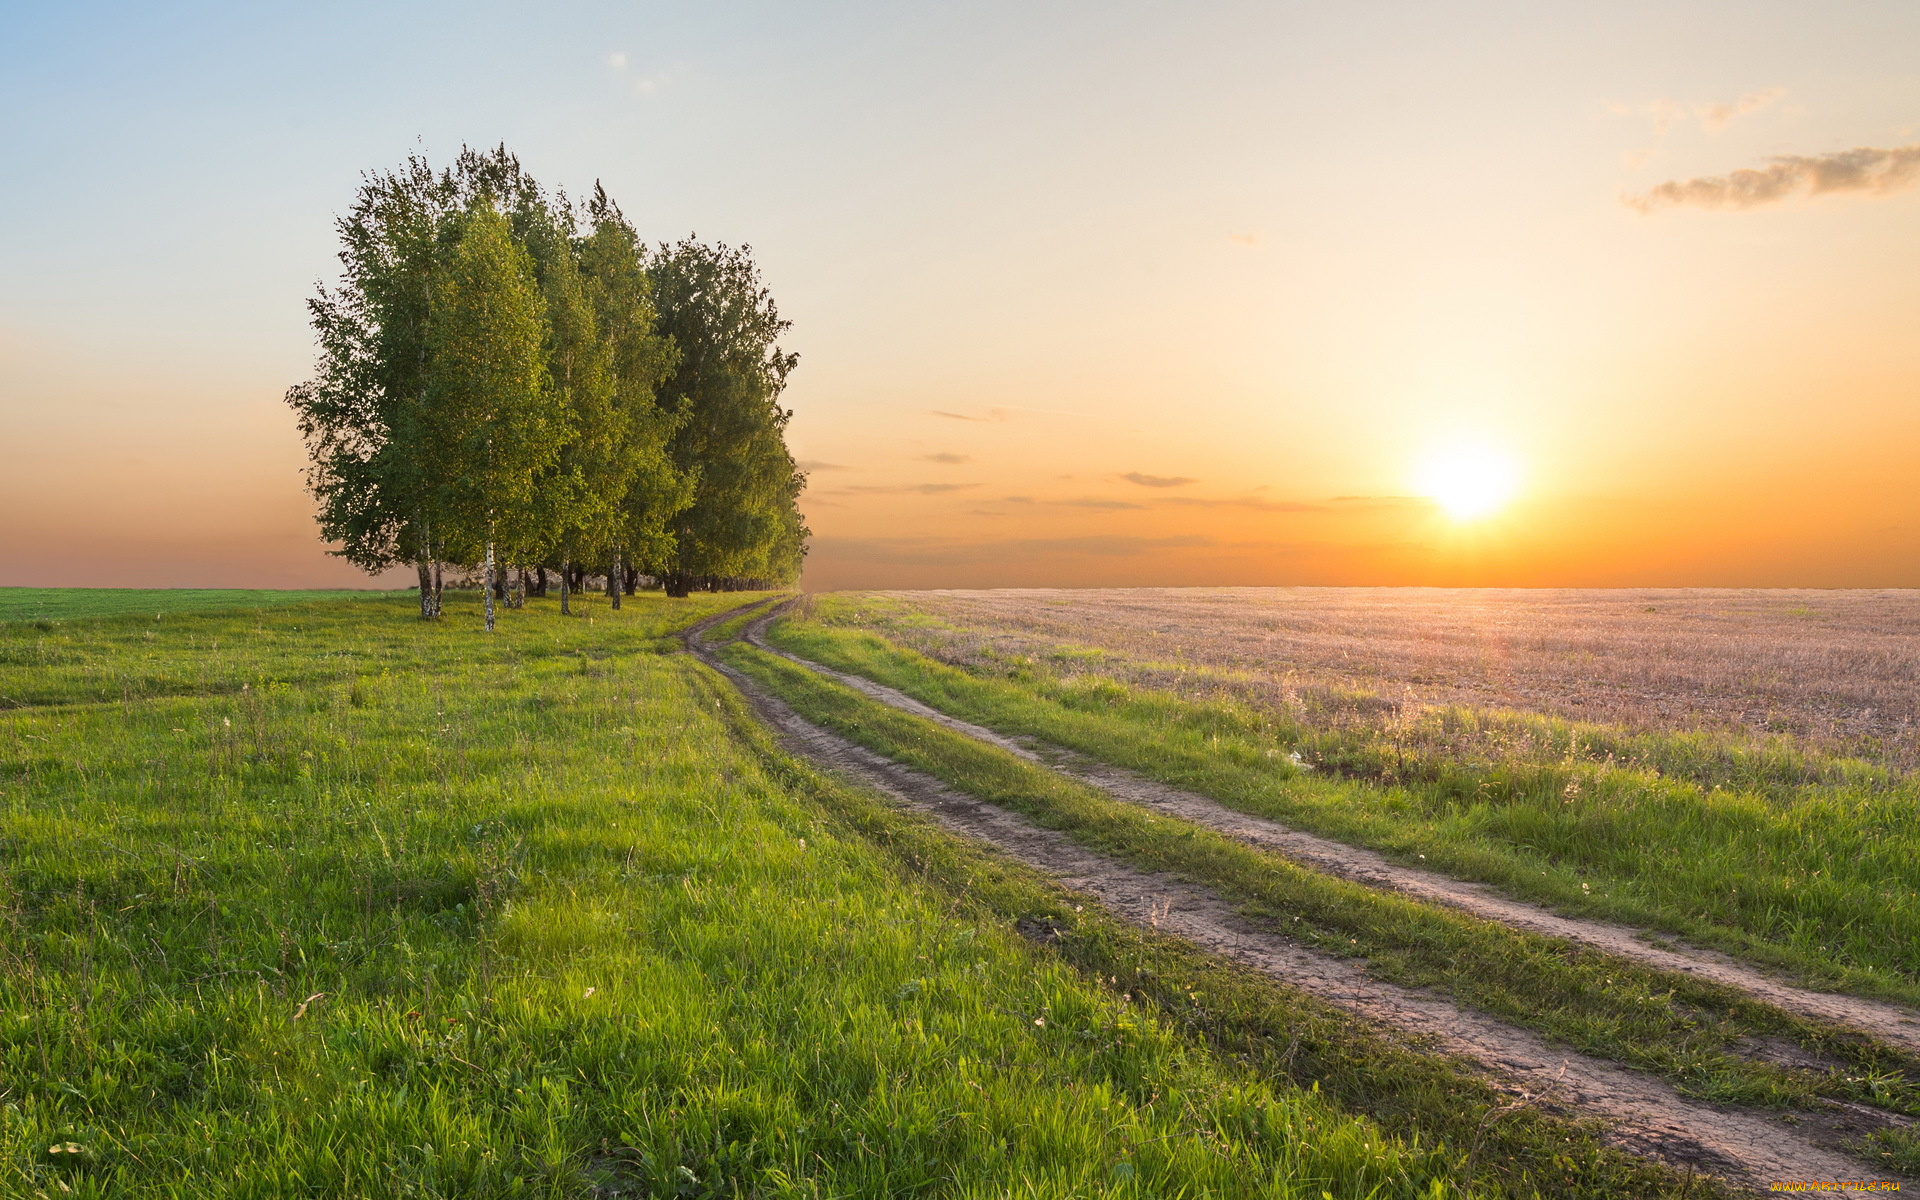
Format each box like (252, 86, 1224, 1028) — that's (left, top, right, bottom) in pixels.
(840, 482, 980, 495)
(813, 534, 1214, 567)
(1227, 231, 1260, 247)
(1157, 496, 1323, 513)
(930, 406, 1093, 422)
(923, 452, 971, 464)
(1696, 88, 1787, 133)
(1330, 495, 1430, 510)
(1627, 142, 1920, 212)
(1053, 498, 1145, 510)
(607, 51, 629, 70)
(1121, 472, 1196, 489)
(1609, 88, 1786, 136)
(795, 459, 849, 472)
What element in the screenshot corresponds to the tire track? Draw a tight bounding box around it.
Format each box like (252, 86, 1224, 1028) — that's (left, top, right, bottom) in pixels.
(682, 608, 1910, 1192)
(738, 608, 1920, 1059)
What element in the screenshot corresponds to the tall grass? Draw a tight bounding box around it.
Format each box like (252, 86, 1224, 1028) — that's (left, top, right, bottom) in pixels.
(0, 593, 1445, 1197)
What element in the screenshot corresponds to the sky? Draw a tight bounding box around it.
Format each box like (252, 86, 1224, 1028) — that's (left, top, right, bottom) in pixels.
(2, 0, 1916, 590)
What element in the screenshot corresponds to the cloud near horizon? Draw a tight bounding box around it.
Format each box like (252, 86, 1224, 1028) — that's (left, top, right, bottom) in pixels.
(923, 452, 971, 463)
(840, 482, 980, 495)
(1122, 471, 1196, 488)
(811, 533, 1215, 567)
(1627, 142, 1920, 211)
(1157, 495, 1323, 513)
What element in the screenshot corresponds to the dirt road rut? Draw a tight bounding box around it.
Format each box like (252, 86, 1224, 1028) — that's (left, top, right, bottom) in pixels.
(684, 608, 1912, 1191)
(739, 610, 1920, 1059)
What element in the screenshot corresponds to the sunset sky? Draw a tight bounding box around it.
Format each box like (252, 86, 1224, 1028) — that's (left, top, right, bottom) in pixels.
(3, 1, 1917, 589)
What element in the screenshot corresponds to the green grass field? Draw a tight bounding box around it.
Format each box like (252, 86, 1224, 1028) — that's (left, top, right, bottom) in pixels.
(0, 588, 395, 624)
(0, 591, 1480, 1198)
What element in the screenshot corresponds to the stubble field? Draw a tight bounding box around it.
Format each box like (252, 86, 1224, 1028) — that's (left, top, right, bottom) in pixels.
(881, 588, 1920, 770)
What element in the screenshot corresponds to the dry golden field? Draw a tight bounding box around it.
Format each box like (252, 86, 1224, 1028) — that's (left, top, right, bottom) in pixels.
(877, 587, 1920, 769)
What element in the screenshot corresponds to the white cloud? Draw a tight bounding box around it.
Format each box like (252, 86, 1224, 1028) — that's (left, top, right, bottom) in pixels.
(607, 51, 628, 70)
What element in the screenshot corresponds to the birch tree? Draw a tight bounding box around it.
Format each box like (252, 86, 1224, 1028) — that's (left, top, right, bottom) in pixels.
(425, 199, 565, 631)
(286, 155, 456, 617)
(580, 188, 689, 607)
(291, 147, 809, 613)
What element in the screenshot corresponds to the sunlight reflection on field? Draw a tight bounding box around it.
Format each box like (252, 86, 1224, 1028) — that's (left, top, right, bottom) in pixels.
(882, 587, 1920, 769)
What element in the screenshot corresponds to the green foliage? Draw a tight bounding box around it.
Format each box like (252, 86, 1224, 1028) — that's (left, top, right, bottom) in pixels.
(0, 596, 1454, 1197)
(575, 187, 689, 574)
(426, 198, 567, 563)
(648, 240, 808, 594)
(286, 148, 804, 620)
(284, 152, 452, 576)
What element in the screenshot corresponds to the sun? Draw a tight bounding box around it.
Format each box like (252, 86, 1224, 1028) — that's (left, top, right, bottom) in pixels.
(1415, 439, 1520, 519)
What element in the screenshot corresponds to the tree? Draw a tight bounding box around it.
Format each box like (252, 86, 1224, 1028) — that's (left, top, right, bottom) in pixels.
(424, 198, 567, 632)
(524, 186, 689, 615)
(289, 149, 809, 620)
(647, 238, 808, 595)
(580, 188, 691, 607)
(286, 154, 456, 618)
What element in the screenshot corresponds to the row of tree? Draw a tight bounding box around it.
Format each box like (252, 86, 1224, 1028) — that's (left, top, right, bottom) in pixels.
(287, 146, 807, 625)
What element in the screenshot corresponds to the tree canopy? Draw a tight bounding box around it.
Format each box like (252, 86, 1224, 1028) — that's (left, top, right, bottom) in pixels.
(286, 147, 807, 623)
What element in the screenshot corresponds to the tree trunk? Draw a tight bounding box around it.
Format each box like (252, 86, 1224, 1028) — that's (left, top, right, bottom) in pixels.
(483, 536, 497, 632)
(624, 563, 638, 595)
(415, 513, 439, 619)
(433, 558, 443, 608)
(664, 572, 690, 598)
(416, 557, 435, 619)
(559, 556, 570, 615)
(510, 565, 525, 610)
(535, 564, 547, 597)
(608, 550, 622, 611)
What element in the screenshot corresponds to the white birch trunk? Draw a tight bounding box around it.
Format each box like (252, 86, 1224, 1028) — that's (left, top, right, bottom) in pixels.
(483, 535, 497, 632)
(416, 513, 436, 619)
(610, 549, 622, 611)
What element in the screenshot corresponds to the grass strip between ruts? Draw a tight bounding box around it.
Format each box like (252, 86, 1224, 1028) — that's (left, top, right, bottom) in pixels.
(698, 641, 1730, 1200)
(768, 596, 1920, 1009)
(719, 636, 1920, 1131)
